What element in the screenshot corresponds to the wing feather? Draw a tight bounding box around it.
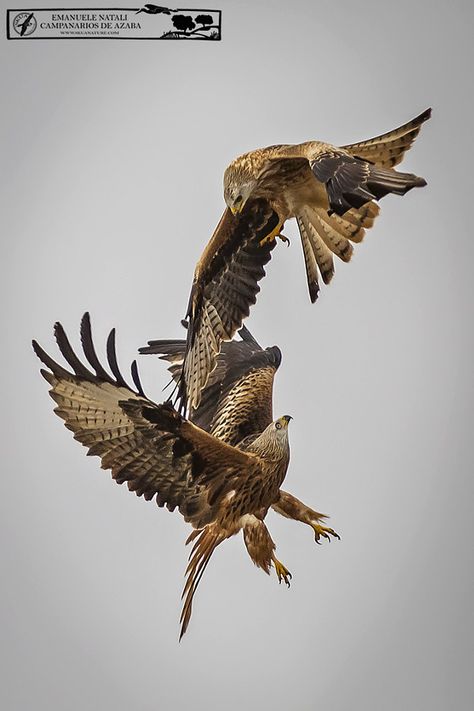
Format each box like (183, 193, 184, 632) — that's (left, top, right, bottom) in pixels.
(179, 199, 279, 414)
(342, 108, 431, 168)
(140, 328, 281, 445)
(34, 314, 261, 528)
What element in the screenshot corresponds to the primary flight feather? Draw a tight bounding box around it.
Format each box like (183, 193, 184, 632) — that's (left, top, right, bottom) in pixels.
(224, 108, 431, 302)
(34, 314, 337, 638)
(177, 109, 430, 413)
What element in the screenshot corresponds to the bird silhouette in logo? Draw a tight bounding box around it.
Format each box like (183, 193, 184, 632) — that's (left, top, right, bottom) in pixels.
(17, 12, 35, 36)
(136, 4, 177, 14)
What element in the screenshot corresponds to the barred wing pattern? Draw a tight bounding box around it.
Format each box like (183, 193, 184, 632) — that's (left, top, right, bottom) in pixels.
(342, 108, 432, 168)
(179, 199, 280, 415)
(33, 313, 260, 529)
(140, 325, 282, 446)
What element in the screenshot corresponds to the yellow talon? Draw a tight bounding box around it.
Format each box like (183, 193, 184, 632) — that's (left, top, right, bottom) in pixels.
(311, 523, 340, 544)
(272, 556, 292, 587)
(259, 223, 284, 246)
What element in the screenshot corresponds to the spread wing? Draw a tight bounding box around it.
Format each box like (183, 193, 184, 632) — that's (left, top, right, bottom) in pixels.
(234, 110, 430, 303)
(342, 108, 431, 168)
(140, 325, 282, 446)
(33, 313, 261, 529)
(178, 198, 280, 415)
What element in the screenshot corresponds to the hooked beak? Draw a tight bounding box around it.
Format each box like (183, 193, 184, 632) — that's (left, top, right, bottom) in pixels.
(282, 415, 293, 426)
(230, 196, 245, 216)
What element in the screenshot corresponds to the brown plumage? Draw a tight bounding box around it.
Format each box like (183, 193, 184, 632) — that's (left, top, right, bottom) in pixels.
(142, 325, 340, 565)
(177, 110, 430, 414)
(33, 313, 319, 639)
(224, 108, 431, 304)
(140, 323, 281, 441)
(178, 198, 280, 413)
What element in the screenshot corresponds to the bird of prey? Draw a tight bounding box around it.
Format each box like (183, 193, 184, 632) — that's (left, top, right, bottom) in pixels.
(33, 314, 337, 638)
(224, 108, 431, 303)
(177, 110, 430, 413)
(141, 323, 338, 539)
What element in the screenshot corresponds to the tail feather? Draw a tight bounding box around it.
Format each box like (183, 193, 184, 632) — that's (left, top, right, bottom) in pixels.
(296, 198, 383, 300)
(297, 209, 335, 301)
(309, 207, 353, 263)
(298, 217, 320, 302)
(335, 202, 379, 241)
(179, 528, 223, 640)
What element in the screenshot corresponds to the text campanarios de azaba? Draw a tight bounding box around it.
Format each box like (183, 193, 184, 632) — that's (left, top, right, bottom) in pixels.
(40, 13, 140, 30)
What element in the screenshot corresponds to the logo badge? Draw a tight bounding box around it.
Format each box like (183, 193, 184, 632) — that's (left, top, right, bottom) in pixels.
(7, 7, 221, 40)
(12, 12, 37, 36)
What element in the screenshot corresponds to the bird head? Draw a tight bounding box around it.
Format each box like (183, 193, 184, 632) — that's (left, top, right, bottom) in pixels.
(249, 415, 292, 460)
(271, 415, 292, 442)
(223, 165, 256, 215)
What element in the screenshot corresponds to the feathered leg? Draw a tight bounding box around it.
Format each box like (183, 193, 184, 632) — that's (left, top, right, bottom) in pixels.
(272, 490, 340, 544)
(242, 515, 292, 586)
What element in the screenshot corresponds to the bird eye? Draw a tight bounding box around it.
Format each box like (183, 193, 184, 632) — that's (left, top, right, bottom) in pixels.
(234, 195, 243, 205)
(275, 422, 282, 430)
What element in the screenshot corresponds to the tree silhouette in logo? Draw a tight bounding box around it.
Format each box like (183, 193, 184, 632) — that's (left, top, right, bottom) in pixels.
(159, 11, 220, 40)
(171, 14, 195, 34)
(195, 14, 213, 29)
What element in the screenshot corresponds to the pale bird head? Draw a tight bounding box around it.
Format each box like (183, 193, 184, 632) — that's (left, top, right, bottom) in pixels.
(223, 165, 257, 215)
(271, 415, 292, 441)
(250, 415, 292, 459)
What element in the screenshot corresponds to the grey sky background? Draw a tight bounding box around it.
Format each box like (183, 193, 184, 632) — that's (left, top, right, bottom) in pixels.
(1, 0, 473, 709)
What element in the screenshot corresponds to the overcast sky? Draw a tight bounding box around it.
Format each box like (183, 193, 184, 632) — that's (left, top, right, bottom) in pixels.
(1, 1, 473, 709)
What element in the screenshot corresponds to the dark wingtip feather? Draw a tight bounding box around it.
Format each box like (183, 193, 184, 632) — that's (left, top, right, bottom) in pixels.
(268, 345, 282, 369)
(106, 329, 128, 388)
(54, 321, 92, 379)
(130, 360, 145, 397)
(419, 107, 432, 123)
(80, 312, 114, 383)
(39, 368, 55, 385)
(32, 338, 73, 380)
(138, 339, 186, 357)
(238, 324, 261, 349)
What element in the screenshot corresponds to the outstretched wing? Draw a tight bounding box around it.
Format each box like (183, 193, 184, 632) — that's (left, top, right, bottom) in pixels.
(33, 313, 261, 529)
(140, 325, 282, 445)
(179, 198, 280, 415)
(342, 108, 431, 168)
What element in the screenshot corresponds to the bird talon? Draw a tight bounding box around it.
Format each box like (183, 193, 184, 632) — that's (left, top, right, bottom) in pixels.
(259, 232, 277, 247)
(259, 223, 284, 247)
(279, 233, 291, 247)
(273, 557, 292, 587)
(312, 523, 340, 544)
